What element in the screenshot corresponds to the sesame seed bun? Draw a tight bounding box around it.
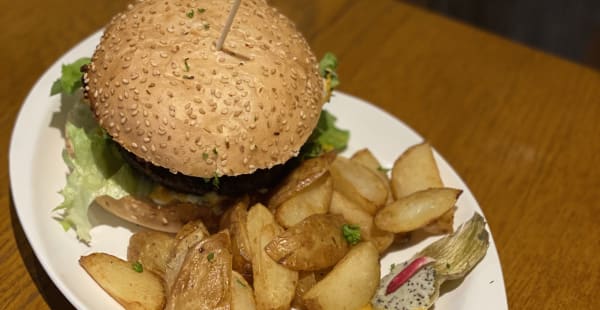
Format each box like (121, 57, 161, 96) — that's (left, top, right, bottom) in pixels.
(84, 0, 324, 178)
(94, 195, 225, 233)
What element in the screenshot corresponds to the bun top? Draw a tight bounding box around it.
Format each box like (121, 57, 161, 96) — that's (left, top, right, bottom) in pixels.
(84, 0, 324, 177)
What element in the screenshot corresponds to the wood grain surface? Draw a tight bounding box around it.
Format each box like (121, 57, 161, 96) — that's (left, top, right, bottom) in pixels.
(1, 0, 599, 309)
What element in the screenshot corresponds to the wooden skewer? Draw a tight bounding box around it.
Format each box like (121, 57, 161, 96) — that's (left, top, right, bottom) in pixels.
(216, 0, 242, 51)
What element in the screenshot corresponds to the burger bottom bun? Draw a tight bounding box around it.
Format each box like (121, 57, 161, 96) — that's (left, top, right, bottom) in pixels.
(94, 195, 232, 234)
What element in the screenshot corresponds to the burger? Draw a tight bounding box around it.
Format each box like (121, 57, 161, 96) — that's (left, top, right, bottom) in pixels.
(53, 0, 346, 242)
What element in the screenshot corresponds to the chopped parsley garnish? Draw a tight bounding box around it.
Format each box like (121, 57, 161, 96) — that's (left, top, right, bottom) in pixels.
(377, 166, 391, 173)
(203, 23, 210, 30)
(212, 148, 218, 155)
(182, 75, 194, 79)
(202, 152, 209, 160)
(184, 58, 190, 72)
(207, 252, 215, 262)
(299, 110, 349, 158)
(390, 263, 396, 271)
(236, 279, 247, 287)
(186, 10, 194, 18)
(198, 8, 206, 13)
(132, 261, 143, 273)
(342, 224, 361, 245)
(212, 173, 220, 189)
(50, 57, 91, 95)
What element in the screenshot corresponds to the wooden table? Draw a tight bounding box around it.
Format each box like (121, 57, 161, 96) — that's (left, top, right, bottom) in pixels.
(1, 0, 598, 309)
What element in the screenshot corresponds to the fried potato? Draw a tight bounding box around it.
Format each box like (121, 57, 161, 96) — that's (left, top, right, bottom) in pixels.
(330, 156, 388, 215)
(302, 242, 380, 310)
(79, 253, 165, 310)
(165, 231, 232, 310)
(164, 220, 210, 293)
(247, 203, 298, 310)
(265, 214, 349, 271)
(231, 270, 256, 310)
(329, 191, 394, 253)
(292, 272, 317, 310)
(351, 148, 393, 204)
(253, 223, 298, 310)
(391, 142, 443, 199)
(175, 219, 209, 241)
(268, 153, 336, 208)
(246, 203, 276, 261)
(423, 206, 456, 234)
(220, 199, 253, 281)
(275, 173, 333, 228)
(375, 188, 462, 233)
(127, 231, 175, 279)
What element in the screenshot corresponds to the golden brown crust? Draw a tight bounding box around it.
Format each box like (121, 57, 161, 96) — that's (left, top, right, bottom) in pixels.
(84, 0, 324, 178)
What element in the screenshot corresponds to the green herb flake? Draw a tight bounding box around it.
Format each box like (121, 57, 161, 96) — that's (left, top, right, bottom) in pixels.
(203, 23, 210, 30)
(182, 75, 194, 80)
(207, 252, 215, 262)
(212, 148, 218, 155)
(377, 166, 391, 173)
(342, 224, 361, 245)
(236, 279, 247, 287)
(197, 8, 206, 13)
(202, 152, 209, 160)
(186, 10, 194, 18)
(212, 173, 220, 189)
(390, 263, 396, 272)
(50, 57, 91, 95)
(184, 58, 190, 72)
(132, 261, 143, 273)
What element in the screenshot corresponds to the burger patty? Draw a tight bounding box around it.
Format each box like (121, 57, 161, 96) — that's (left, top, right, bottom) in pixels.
(117, 144, 298, 196)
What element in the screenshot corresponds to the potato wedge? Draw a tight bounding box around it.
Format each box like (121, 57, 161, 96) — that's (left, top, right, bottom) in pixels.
(422, 206, 456, 234)
(351, 148, 393, 204)
(220, 199, 253, 281)
(375, 188, 462, 233)
(329, 191, 394, 253)
(246, 203, 276, 261)
(79, 253, 165, 310)
(268, 152, 336, 208)
(166, 231, 232, 310)
(231, 270, 256, 310)
(292, 272, 317, 310)
(247, 204, 297, 309)
(330, 156, 388, 215)
(127, 231, 175, 279)
(265, 214, 349, 271)
(253, 223, 298, 310)
(165, 220, 210, 293)
(275, 173, 333, 228)
(175, 219, 209, 241)
(391, 142, 443, 199)
(303, 242, 380, 310)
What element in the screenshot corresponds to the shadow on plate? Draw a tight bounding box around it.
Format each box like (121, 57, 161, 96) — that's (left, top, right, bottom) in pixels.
(9, 191, 76, 310)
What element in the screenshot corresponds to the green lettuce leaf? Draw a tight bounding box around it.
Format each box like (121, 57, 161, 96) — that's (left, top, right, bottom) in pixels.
(319, 52, 340, 89)
(300, 109, 350, 158)
(54, 103, 152, 242)
(50, 57, 91, 95)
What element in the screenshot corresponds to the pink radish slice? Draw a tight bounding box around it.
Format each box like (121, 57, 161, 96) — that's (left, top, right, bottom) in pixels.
(385, 256, 435, 295)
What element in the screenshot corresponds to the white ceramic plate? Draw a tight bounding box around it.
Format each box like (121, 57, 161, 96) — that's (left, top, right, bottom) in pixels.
(10, 30, 508, 310)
